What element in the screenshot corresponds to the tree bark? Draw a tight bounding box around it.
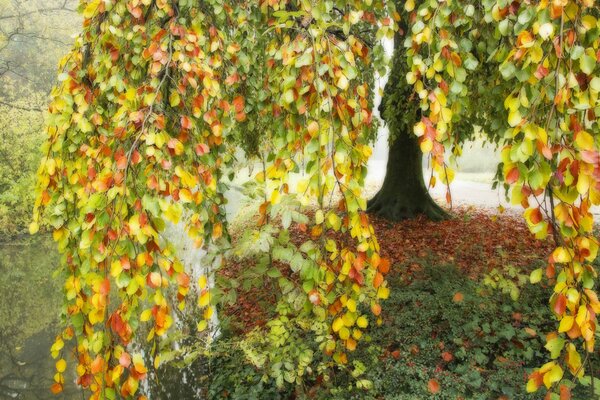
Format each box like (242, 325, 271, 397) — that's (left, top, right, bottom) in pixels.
(367, 125, 448, 221)
(367, 28, 448, 222)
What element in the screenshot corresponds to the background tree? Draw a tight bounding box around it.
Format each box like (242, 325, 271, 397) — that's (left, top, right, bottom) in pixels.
(0, 0, 78, 235)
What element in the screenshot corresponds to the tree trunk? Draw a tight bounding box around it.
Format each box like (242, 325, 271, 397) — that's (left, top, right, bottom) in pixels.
(367, 126, 448, 221)
(367, 28, 448, 222)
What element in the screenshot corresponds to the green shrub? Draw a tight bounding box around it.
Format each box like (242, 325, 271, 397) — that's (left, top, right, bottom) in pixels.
(204, 261, 600, 399)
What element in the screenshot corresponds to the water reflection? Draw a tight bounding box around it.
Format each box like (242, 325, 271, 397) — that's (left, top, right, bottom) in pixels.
(0, 236, 80, 399)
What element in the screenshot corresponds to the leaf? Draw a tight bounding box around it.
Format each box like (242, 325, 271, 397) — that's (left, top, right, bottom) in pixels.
(580, 54, 596, 75)
(373, 272, 384, 288)
(453, 292, 464, 302)
(543, 363, 563, 389)
(427, 379, 441, 394)
(530, 268, 543, 284)
(545, 337, 565, 359)
(558, 315, 574, 333)
(140, 309, 152, 322)
(315, 210, 324, 225)
(56, 359, 66, 373)
(169, 91, 181, 107)
(575, 130, 594, 150)
(28, 222, 39, 235)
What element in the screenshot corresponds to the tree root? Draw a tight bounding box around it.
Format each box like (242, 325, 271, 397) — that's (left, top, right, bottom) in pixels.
(367, 192, 450, 222)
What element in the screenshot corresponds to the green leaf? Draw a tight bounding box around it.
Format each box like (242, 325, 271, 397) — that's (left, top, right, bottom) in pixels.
(580, 54, 596, 75)
(530, 268, 543, 284)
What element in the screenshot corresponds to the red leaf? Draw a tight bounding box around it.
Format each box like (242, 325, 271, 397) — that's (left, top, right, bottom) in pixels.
(195, 143, 210, 156)
(119, 352, 131, 368)
(554, 294, 566, 315)
(506, 167, 519, 184)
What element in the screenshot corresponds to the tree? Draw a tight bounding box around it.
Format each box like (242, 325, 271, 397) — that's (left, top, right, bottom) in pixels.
(33, 1, 392, 397)
(33, 0, 600, 398)
(403, 0, 600, 395)
(367, 29, 449, 221)
(0, 0, 78, 235)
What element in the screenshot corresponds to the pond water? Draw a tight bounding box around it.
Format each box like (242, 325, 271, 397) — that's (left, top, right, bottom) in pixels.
(0, 234, 214, 400)
(0, 188, 246, 400)
(0, 236, 82, 400)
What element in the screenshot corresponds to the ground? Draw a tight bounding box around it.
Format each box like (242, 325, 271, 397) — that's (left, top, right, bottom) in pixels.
(220, 206, 553, 333)
(209, 206, 600, 399)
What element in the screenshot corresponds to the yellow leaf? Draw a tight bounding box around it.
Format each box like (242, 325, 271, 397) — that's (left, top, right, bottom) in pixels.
(413, 121, 426, 137)
(270, 189, 280, 205)
(197, 320, 208, 332)
(575, 131, 594, 150)
(542, 364, 563, 389)
(339, 326, 350, 340)
(29, 222, 39, 235)
(164, 203, 182, 224)
(576, 305, 588, 328)
(337, 74, 349, 90)
(83, 0, 100, 18)
(377, 286, 390, 300)
(198, 275, 207, 289)
(140, 309, 152, 322)
(346, 298, 357, 312)
(169, 91, 181, 107)
(420, 138, 433, 153)
(198, 290, 210, 307)
(356, 316, 368, 328)
(566, 343, 582, 375)
(56, 359, 67, 373)
(327, 212, 341, 230)
(558, 315, 574, 333)
(526, 378, 538, 393)
(315, 210, 324, 225)
(332, 317, 344, 332)
(508, 109, 522, 127)
(552, 247, 572, 263)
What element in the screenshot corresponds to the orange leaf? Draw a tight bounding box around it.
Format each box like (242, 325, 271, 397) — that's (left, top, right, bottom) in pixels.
(373, 272, 384, 288)
(99, 278, 110, 296)
(91, 356, 103, 374)
(195, 143, 210, 156)
(428, 379, 441, 394)
(442, 351, 454, 362)
(378, 258, 391, 274)
(181, 115, 192, 130)
(560, 384, 571, 400)
(453, 292, 464, 303)
(232, 96, 245, 113)
(50, 383, 63, 394)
